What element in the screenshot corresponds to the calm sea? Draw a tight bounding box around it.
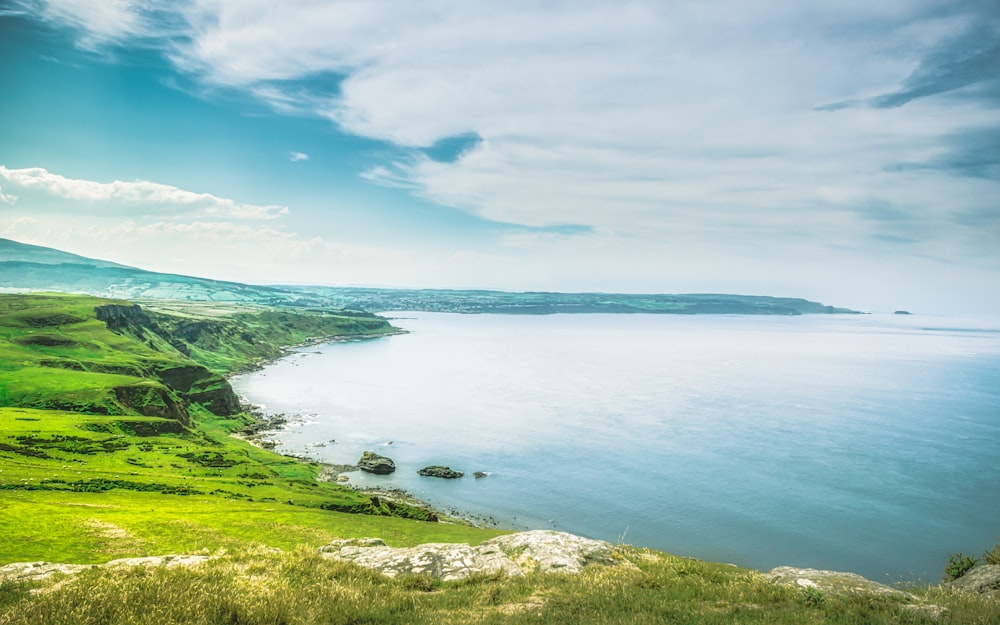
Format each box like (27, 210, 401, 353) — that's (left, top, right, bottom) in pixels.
(231, 312, 1000, 582)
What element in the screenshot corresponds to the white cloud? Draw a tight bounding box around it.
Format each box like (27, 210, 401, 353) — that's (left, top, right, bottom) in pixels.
(17, 0, 1000, 309)
(25, 0, 154, 49)
(58, 2, 989, 247)
(0, 166, 288, 220)
(0, 184, 17, 204)
(289, 152, 309, 162)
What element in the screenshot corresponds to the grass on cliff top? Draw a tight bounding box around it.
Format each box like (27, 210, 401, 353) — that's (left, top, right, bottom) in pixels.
(0, 406, 501, 564)
(0, 293, 501, 566)
(3, 545, 998, 625)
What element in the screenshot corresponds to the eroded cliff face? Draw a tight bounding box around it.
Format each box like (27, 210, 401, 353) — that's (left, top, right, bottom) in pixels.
(94, 304, 150, 331)
(112, 383, 190, 425)
(94, 304, 242, 417)
(152, 365, 241, 416)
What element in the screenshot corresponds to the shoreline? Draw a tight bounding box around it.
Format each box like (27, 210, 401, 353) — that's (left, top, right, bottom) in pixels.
(227, 327, 408, 377)
(233, 397, 501, 529)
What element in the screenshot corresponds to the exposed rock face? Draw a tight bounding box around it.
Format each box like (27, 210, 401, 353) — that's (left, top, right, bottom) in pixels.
(949, 564, 1000, 597)
(0, 555, 212, 582)
(357, 451, 396, 474)
(0, 561, 91, 581)
(154, 364, 241, 415)
(319, 530, 624, 581)
(112, 383, 190, 425)
(95, 304, 151, 331)
(417, 466, 464, 479)
(765, 566, 916, 601)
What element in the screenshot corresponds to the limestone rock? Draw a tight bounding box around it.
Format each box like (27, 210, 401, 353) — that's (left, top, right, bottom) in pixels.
(319, 530, 625, 580)
(0, 554, 210, 582)
(901, 604, 949, 620)
(765, 566, 916, 601)
(417, 466, 464, 479)
(488, 530, 620, 574)
(0, 561, 91, 581)
(103, 555, 212, 569)
(949, 564, 1000, 597)
(356, 451, 396, 474)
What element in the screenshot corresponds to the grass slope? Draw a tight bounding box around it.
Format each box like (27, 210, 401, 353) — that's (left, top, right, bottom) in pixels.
(2, 544, 997, 624)
(0, 294, 492, 565)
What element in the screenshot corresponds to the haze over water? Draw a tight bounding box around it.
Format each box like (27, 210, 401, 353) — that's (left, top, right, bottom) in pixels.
(232, 312, 1000, 581)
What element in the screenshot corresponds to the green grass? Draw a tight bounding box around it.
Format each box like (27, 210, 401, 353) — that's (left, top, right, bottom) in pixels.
(2, 545, 998, 624)
(0, 293, 499, 567)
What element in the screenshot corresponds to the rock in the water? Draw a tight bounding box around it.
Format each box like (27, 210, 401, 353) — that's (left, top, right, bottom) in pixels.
(474, 471, 490, 479)
(319, 530, 626, 581)
(417, 465, 464, 479)
(356, 451, 396, 474)
(765, 566, 916, 601)
(949, 564, 1000, 597)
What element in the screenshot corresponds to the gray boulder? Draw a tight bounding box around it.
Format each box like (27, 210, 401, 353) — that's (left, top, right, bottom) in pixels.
(765, 566, 916, 601)
(356, 451, 396, 474)
(949, 564, 1000, 597)
(319, 530, 627, 581)
(417, 465, 464, 479)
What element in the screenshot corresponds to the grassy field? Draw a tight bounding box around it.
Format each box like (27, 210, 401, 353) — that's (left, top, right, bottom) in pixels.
(2, 542, 998, 624)
(1, 293, 997, 624)
(0, 294, 491, 563)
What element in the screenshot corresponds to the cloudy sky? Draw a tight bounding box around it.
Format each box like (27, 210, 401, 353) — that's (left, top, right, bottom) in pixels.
(1, 1, 997, 312)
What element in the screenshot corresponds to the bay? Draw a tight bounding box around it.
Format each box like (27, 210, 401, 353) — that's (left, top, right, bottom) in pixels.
(231, 312, 1000, 582)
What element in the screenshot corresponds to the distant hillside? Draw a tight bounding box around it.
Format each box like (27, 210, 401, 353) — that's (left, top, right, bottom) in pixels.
(286, 286, 861, 316)
(0, 238, 131, 268)
(0, 237, 859, 315)
(0, 238, 308, 306)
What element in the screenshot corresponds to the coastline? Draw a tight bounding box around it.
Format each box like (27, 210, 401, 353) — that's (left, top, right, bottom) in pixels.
(233, 396, 500, 529)
(227, 327, 408, 377)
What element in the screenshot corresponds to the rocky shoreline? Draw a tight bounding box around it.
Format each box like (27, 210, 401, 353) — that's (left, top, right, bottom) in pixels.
(232, 398, 501, 528)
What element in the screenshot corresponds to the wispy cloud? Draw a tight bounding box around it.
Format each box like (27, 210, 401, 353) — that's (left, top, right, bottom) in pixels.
(11, 0, 1000, 309)
(289, 152, 309, 162)
(0, 185, 16, 204)
(0, 166, 288, 220)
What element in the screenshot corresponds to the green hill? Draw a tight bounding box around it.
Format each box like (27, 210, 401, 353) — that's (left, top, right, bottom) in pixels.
(0, 294, 487, 563)
(1, 237, 860, 314)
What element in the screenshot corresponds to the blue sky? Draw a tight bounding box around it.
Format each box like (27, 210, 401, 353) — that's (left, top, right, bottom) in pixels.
(1, 1, 998, 312)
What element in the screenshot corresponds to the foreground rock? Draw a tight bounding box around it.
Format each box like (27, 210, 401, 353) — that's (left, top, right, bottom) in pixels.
(0, 555, 212, 582)
(417, 465, 464, 479)
(949, 564, 1000, 597)
(320, 530, 624, 581)
(356, 451, 396, 474)
(765, 566, 916, 601)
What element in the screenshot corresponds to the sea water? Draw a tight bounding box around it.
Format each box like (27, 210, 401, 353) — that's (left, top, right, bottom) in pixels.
(230, 312, 1000, 582)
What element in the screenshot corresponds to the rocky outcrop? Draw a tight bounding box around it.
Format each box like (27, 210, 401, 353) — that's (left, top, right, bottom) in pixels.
(154, 364, 241, 415)
(319, 530, 625, 581)
(0, 555, 212, 582)
(417, 466, 464, 479)
(765, 566, 916, 601)
(94, 304, 151, 331)
(949, 564, 1000, 597)
(357, 451, 396, 474)
(112, 383, 190, 425)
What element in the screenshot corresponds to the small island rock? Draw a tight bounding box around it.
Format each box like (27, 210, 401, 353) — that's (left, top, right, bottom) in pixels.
(357, 451, 396, 474)
(417, 465, 464, 479)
